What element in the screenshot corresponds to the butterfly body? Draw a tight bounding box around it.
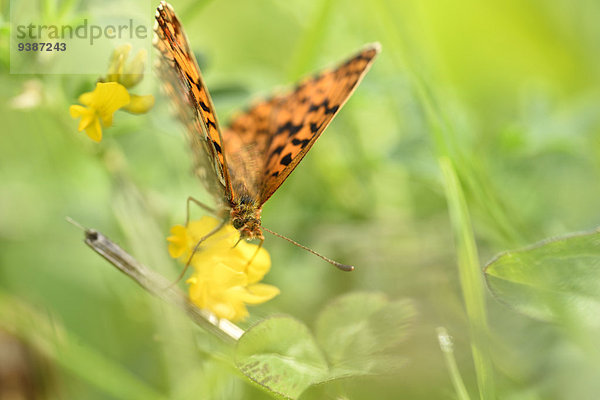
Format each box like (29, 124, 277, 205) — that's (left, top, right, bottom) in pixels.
(154, 1, 379, 246)
(229, 200, 263, 241)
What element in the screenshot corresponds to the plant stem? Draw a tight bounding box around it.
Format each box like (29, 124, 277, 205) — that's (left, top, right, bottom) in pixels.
(437, 327, 472, 400)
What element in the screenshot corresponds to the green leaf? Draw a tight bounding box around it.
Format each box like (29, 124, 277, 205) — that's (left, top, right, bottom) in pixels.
(235, 294, 417, 398)
(484, 229, 600, 328)
(235, 316, 329, 399)
(315, 292, 416, 378)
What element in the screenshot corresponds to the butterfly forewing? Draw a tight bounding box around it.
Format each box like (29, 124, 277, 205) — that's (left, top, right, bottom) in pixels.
(256, 44, 380, 204)
(154, 1, 233, 203)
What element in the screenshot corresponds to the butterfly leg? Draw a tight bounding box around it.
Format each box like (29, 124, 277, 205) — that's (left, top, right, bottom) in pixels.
(243, 237, 264, 270)
(186, 196, 216, 226)
(232, 236, 243, 249)
(170, 218, 228, 286)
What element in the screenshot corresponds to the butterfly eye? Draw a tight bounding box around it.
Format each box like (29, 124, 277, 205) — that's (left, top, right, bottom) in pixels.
(232, 219, 244, 229)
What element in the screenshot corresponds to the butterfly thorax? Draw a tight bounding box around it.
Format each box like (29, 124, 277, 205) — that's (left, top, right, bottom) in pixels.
(230, 199, 263, 240)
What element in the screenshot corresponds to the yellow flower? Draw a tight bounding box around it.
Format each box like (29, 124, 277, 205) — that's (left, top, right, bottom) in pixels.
(70, 44, 154, 142)
(167, 216, 280, 321)
(69, 82, 130, 142)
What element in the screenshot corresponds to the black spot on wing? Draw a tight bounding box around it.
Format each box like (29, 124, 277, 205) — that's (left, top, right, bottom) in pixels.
(309, 122, 321, 134)
(206, 119, 217, 130)
(327, 104, 340, 114)
(184, 71, 195, 87)
(265, 145, 285, 166)
(291, 138, 310, 148)
(280, 153, 292, 166)
(307, 103, 319, 112)
(307, 99, 340, 114)
(276, 120, 303, 137)
(271, 144, 284, 156)
(212, 139, 222, 154)
(199, 100, 210, 112)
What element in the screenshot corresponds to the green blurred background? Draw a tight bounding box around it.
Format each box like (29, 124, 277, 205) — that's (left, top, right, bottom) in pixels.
(1, 0, 600, 398)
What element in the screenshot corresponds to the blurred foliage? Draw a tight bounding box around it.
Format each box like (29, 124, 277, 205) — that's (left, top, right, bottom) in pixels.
(1, 0, 600, 398)
(485, 229, 600, 329)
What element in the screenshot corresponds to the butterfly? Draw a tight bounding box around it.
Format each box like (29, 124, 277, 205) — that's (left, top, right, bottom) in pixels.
(153, 1, 379, 270)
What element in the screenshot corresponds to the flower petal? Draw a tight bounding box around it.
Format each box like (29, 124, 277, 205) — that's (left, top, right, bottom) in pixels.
(167, 224, 190, 258)
(212, 301, 244, 321)
(238, 284, 280, 304)
(211, 262, 247, 287)
(122, 94, 155, 114)
(243, 246, 272, 284)
(78, 91, 93, 106)
(79, 110, 96, 132)
(84, 117, 103, 142)
(70, 104, 96, 132)
(69, 104, 87, 118)
(91, 82, 130, 126)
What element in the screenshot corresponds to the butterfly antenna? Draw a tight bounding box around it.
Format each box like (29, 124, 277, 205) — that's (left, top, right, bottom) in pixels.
(262, 226, 354, 272)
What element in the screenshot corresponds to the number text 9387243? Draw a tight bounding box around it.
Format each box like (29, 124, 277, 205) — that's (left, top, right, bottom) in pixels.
(17, 42, 67, 51)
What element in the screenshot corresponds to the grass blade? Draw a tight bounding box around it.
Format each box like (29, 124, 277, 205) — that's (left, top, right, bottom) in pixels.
(440, 157, 496, 400)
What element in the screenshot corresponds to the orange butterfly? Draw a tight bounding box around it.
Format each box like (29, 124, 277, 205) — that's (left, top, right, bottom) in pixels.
(154, 1, 379, 270)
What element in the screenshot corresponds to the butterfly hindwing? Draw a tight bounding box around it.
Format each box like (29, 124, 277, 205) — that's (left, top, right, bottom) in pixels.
(221, 97, 281, 204)
(154, 1, 232, 203)
(257, 44, 380, 204)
